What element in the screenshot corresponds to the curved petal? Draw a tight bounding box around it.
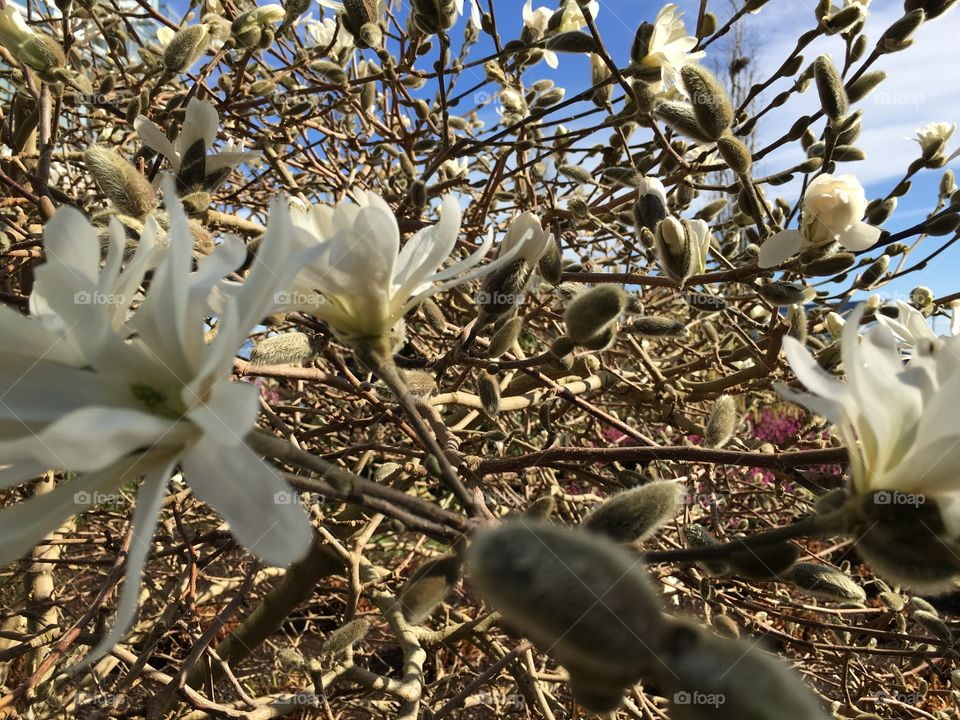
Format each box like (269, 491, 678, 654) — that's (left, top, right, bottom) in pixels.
(0, 459, 134, 565)
(0, 406, 180, 472)
(134, 116, 180, 169)
(178, 98, 220, 157)
(75, 458, 174, 669)
(757, 230, 804, 268)
(840, 221, 881, 252)
(182, 441, 313, 567)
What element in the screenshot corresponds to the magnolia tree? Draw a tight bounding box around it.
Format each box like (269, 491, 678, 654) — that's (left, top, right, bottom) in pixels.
(1, 0, 960, 717)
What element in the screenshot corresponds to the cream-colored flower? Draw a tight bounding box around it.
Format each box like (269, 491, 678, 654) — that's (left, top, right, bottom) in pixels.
(553, 0, 600, 33)
(634, 3, 705, 92)
(758, 174, 881, 268)
(522, 0, 559, 68)
(305, 15, 354, 56)
(0, 183, 323, 663)
(278, 192, 531, 346)
(135, 98, 260, 190)
(915, 122, 956, 160)
(780, 304, 960, 589)
(454, 0, 482, 27)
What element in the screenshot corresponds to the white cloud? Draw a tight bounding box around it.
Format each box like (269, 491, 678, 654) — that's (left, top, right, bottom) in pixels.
(741, 1, 959, 196)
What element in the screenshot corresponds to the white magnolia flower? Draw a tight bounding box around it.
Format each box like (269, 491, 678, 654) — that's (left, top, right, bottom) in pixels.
(305, 15, 354, 56)
(278, 192, 533, 346)
(553, 0, 600, 33)
(875, 300, 938, 350)
(135, 98, 259, 189)
(758, 174, 881, 268)
(0, 185, 321, 662)
(522, 0, 559, 68)
(915, 121, 956, 160)
(635, 3, 705, 92)
(638, 176, 668, 206)
(454, 0, 482, 27)
(779, 304, 960, 588)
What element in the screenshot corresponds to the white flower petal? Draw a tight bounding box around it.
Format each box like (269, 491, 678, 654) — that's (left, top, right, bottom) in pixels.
(183, 441, 313, 566)
(757, 230, 804, 268)
(76, 459, 174, 668)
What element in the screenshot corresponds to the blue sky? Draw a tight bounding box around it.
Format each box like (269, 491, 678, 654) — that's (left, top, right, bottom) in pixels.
(179, 0, 960, 300)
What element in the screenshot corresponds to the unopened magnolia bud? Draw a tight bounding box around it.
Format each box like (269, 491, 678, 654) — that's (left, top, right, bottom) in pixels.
(712, 614, 740, 638)
(582, 482, 683, 544)
(322, 618, 371, 655)
(924, 212, 960, 236)
(846, 70, 886, 104)
(705, 395, 737, 448)
(824, 4, 865, 33)
(905, 0, 958, 18)
(590, 53, 613, 106)
(601, 166, 640, 188)
(802, 252, 856, 276)
(397, 555, 461, 624)
(814, 54, 847, 120)
(525, 495, 556, 519)
(913, 610, 953, 642)
(467, 519, 663, 689)
(402, 370, 437, 404)
(654, 217, 695, 283)
(911, 286, 935, 314)
(624, 316, 688, 338)
(629, 21, 654, 63)
(633, 180, 668, 232)
(783, 563, 866, 603)
(856, 255, 889, 289)
(488, 316, 522, 358)
(420, 298, 447, 334)
(757, 281, 816, 306)
(538, 238, 563, 285)
(84, 146, 157, 217)
(832, 145, 866, 161)
(680, 64, 733, 140)
(879, 9, 925, 53)
(564, 285, 625, 345)
(558, 164, 593, 184)
(410, 0, 457, 34)
(579, 323, 617, 351)
(727, 541, 800, 580)
(717, 134, 753, 174)
(476, 259, 532, 324)
(825, 311, 845, 338)
(654, 620, 830, 720)
(682, 524, 728, 575)
(164, 24, 210, 75)
(478, 371, 501, 417)
(854, 491, 960, 591)
(545, 31, 597, 53)
(653, 101, 716, 143)
(250, 332, 318, 366)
